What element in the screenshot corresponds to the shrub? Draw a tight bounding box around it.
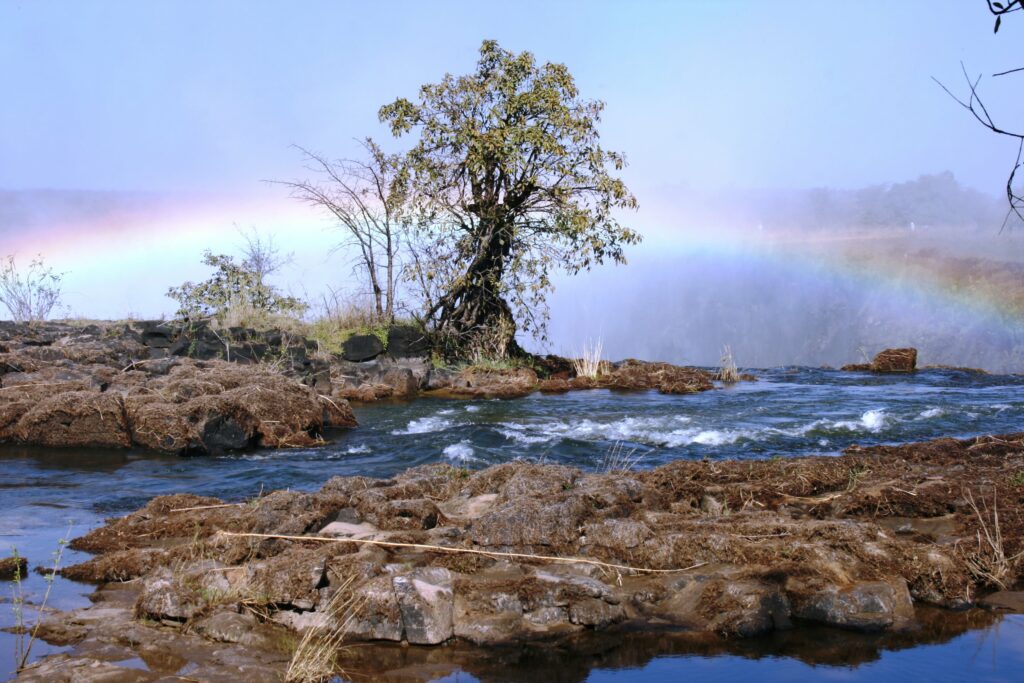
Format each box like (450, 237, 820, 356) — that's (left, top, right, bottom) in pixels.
(168, 251, 306, 323)
(0, 255, 65, 323)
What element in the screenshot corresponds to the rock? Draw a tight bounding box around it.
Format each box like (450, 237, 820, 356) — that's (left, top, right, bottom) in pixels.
(15, 391, 131, 448)
(393, 567, 454, 645)
(0, 554, 28, 580)
(200, 414, 251, 451)
(320, 395, 357, 428)
(791, 579, 914, 631)
(375, 498, 441, 530)
(470, 495, 589, 548)
(342, 334, 385, 362)
(345, 575, 404, 641)
(870, 347, 917, 373)
(537, 378, 570, 393)
(439, 366, 539, 399)
(842, 348, 918, 373)
(382, 367, 418, 399)
(387, 324, 430, 358)
(190, 610, 283, 649)
(134, 570, 204, 622)
(250, 547, 327, 609)
(979, 591, 1024, 613)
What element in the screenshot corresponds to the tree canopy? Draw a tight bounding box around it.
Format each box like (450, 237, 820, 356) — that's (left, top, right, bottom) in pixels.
(380, 40, 640, 357)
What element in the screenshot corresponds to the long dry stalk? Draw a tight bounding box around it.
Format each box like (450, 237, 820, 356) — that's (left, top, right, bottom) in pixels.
(601, 441, 643, 473)
(285, 573, 362, 683)
(960, 488, 1024, 590)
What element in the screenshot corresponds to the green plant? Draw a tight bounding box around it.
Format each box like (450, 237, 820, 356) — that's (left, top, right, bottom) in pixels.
(0, 254, 65, 323)
(1010, 470, 1024, 487)
(379, 40, 640, 356)
(168, 251, 306, 323)
(11, 523, 73, 673)
(846, 464, 868, 491)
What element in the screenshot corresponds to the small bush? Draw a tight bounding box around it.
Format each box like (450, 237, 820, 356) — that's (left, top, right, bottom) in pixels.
(168, 251, 307, 323)
(0, 254, 65, 323)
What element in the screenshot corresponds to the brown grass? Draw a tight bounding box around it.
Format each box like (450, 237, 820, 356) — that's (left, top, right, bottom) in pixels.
(958, 488, 1024, 590)
(285, 573, 362, 683)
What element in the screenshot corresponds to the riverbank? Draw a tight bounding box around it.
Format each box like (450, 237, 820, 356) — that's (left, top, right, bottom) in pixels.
(8, 431, 1023, 681)
(0, 320, 724, 455)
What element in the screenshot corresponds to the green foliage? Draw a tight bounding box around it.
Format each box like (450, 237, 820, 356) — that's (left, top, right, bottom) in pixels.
(1011, 470, 1024, 487)
(168, 251, 307, 322)
(380, 40, 641, 354)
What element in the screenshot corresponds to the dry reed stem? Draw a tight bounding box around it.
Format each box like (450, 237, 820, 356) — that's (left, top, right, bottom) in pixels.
(572, 338, 604, 379)
(960, 488, 1024, 590)
(716, 345, 740, 383)
(217, 531, 708, 575)
(285, 573, 363, 683)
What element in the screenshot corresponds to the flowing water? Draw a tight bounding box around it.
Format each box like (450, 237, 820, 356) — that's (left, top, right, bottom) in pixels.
(2, 367, 1024, 680)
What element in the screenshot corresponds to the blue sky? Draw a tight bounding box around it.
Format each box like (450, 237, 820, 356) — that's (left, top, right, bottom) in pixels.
(1, 0, 1020, 195)
(1, 0, 1022, 339)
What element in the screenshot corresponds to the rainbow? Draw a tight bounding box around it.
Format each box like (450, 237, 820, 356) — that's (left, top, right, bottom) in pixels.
(642, 226, 1024, 325)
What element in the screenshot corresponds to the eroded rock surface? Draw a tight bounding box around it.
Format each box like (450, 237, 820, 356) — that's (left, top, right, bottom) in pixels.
(0, 322, 356, 453)
(20, 431, 1020, 682)
(842, 347, 918, 373)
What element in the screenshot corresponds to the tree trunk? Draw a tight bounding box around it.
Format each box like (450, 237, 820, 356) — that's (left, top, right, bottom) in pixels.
(435, 219, 519, 359)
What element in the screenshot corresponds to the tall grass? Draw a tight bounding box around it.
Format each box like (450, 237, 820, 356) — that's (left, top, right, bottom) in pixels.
(716, 344, 740, 383)
(959, 488, 1024, 590)
(573, 337, 604, 379)
(285, 573, 362, 683)
(600, 440, 643, 473)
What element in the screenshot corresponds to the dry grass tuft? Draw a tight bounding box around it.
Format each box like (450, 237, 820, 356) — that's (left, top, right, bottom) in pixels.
(601, 440, 643, 473)
(715, 345, 740, 383)
(958, 488, 1024, 590)
(573, 338, 604, 379)
(285, 573, 362, 683)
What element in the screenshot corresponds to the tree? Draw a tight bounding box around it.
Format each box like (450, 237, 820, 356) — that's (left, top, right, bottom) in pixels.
(237, 226, 292, 288)
(379, 40, 640, 357)
(282, 140, 409, 322)
(935, 2, 1024, 228)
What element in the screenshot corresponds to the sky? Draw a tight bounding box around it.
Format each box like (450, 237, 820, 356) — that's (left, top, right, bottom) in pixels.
(0, 0, 1022, 367)
(1, 1, 1020, 195)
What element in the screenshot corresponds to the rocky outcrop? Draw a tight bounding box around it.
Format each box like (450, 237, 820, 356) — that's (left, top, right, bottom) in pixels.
(425, 359, 719, 400)
(41, 431, 1023, 678)
(0, 323, 356, 454)
(842, 348, 918, 373)
(0, 554, 27, 580)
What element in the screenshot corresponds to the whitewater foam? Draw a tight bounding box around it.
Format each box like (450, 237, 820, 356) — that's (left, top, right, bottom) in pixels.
(443, 441, 476, 462)
(392, 415, 454, 435)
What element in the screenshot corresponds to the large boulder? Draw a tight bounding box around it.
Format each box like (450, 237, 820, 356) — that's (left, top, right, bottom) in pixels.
(789, 579, 914, 631)
(387, 325, 430, 358)
(14, 390, 131, 448)
(342, 334, 385, 362)
(842, 347, 918, 373)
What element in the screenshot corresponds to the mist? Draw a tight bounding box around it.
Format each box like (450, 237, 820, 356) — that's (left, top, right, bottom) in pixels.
(540, 175, 1024, 373)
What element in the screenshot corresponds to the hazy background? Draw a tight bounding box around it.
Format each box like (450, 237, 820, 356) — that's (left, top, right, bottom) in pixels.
(2, 1, 1023, 369)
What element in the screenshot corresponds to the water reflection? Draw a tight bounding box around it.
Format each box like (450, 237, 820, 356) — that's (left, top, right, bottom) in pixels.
(340, 610, 1023, 682)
